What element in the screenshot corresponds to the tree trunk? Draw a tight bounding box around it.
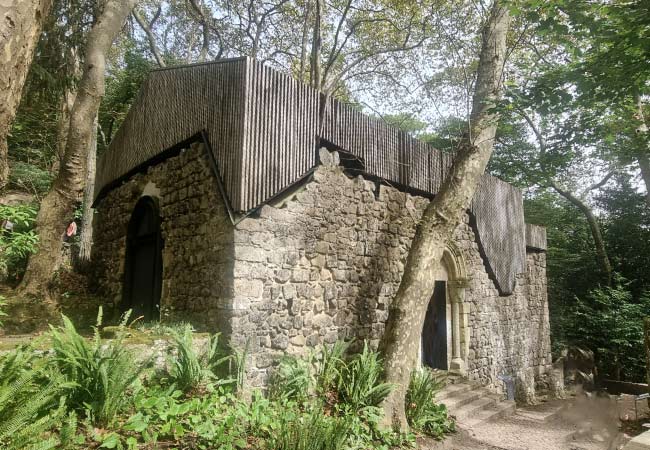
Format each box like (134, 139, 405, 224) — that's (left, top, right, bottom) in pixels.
(634, 93, 650, 207)
(52, 85, 78, 176)
(551, 184, 612, 286)
(299, 0, 312, 80)
(132, 9, 166, 67)
(76, 114, 97, 270)
(309, 0, 322, 90)
(0, 0, 53, 190)
(638, 151, 650, 208)
(379, 1, 510, 429)
(643, 317, 650, 407)
(19, 0, 138, 297)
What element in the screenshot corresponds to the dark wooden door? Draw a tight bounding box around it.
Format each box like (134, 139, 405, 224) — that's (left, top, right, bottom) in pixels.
(422, 281, 448, 370)
(123, 197, 162, 321)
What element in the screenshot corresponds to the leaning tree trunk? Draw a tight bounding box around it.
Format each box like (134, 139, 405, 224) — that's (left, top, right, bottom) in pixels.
(19, 0, 138, 297)
(551, 184, 612, 286)
(379, 1, 510, 429)
(0, 0, 53, 190)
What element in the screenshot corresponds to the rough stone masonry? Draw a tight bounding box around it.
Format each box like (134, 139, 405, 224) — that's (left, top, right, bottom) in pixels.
(92, 142, 553, 402)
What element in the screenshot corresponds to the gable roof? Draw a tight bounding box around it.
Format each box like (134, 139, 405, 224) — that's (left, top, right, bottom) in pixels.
(96, 57, 528, 294)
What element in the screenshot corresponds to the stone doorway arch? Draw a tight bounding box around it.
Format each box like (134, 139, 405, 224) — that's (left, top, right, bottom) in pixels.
(420, 244, 470, 375)
(442, 244, 470, 375)
(123, 196, 163, 321)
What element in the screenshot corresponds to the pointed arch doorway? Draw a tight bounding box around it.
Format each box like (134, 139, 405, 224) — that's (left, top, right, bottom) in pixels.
(123, 196, 163, 321)
(420, 246, 469, 375)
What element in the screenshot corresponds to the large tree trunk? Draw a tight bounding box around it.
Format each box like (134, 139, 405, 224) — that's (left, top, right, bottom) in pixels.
(76, 114, 97, 270)
(0, 0, 52, 190)
(379, 1, 510, 429)
(19, 0, 138, 297)
(551, 184, 612, 286)
(52, 84, 78, 176)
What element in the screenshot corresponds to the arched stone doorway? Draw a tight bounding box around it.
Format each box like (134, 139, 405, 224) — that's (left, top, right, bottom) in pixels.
(420, 245, 469, 375)
(123, 196, 163, 321)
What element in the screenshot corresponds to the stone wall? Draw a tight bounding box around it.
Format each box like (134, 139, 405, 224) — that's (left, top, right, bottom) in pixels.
(230, 150, 553, 397)
(92, 143, 234, 332)
(92, 145, 552, 401)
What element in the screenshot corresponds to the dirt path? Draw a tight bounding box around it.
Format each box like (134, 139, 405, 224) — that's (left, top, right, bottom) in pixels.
(424, 396, 630, 450)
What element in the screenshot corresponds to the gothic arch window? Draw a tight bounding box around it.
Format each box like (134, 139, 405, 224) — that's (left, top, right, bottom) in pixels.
(123, 196, 163, 321)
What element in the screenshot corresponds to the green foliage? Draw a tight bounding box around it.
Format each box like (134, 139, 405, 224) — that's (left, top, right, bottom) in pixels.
(0, 347, 68, 450)
(269, 355, 314, 402)
(99, 49, 154, 153)
(0, 321, 424, 449)
(270, 405, 351, 450)
(315, 340, 348, 395)
(406, 369, 455, 438)
(167, 324, 233, 392)
(568, 281, 650, 381)
(337, 342, 393, 413)
(8, 161, 53, 195)
(0, 295, 7, 328)
(123, 386, 248, 449)
(0, 203, 39, 283)
(49, 310, 145, 426)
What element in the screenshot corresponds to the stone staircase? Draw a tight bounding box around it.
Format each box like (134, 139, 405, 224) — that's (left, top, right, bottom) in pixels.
(432, 371, 516, 428)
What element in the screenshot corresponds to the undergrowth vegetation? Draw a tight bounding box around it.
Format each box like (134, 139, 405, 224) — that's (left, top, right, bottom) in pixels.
(0, 203, 39, 284)
(0, 312, 454, 449)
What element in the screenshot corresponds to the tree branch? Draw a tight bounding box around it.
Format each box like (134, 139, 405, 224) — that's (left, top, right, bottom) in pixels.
(133, 8, 166, 67)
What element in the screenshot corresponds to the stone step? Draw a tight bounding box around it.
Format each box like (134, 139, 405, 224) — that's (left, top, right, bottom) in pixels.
(459, 400, 516, 428)
(441, 388, 489, 410)
(452, 396, 497, 422)
(436, 382, 474, 401)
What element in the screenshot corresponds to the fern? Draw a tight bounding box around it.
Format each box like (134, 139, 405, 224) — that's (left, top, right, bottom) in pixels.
(0, 359, 67, 450)
(315, 340, 349, 395)
(168, 324, 233, 392)
(337, 342, 393, 412)
(268, 355, 314, 402)
(270, 406, 351, 450)
(49, 309, 144, 426)
(406, 368, 455, 438)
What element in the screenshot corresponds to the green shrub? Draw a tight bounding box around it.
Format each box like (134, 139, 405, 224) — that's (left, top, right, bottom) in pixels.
(315, 340, 348, 395)
(167, 324, 233, 392)
(0, 203, 39, 282)
(406, 369, 455, 438)
(337, 342, 393, 412)
(8, 161, 53, 195)
(124, 385, 247, 449)
(49, 310, 144, 426)
(269, 405, 351, 450)
(568, 282, 650, 380)
(268, 355, 314, 402)
(0, 345, 72, 450)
